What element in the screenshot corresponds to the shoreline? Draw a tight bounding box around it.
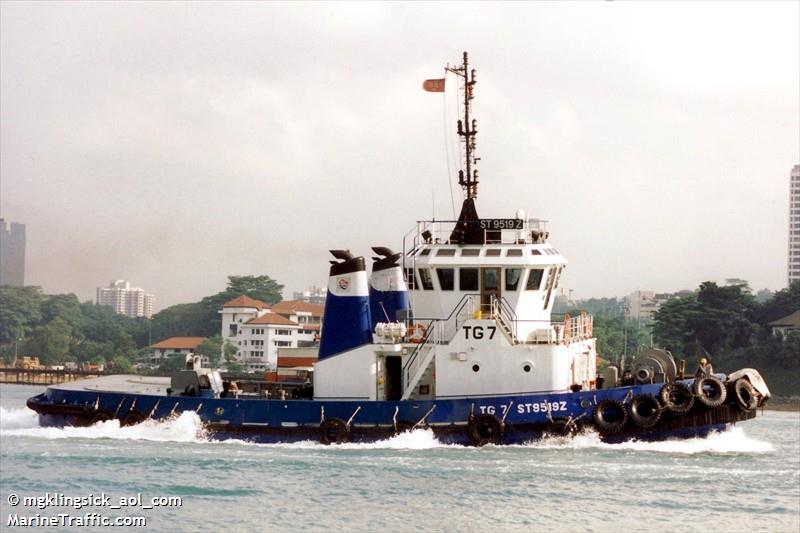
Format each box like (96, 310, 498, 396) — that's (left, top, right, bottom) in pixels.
(764, 398, 800, 412)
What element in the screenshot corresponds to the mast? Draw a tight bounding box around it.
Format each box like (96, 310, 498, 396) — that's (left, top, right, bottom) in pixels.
(446, 51, 479, 199)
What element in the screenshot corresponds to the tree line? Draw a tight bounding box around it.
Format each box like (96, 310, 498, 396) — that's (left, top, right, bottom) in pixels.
(0, 275, 283, 371)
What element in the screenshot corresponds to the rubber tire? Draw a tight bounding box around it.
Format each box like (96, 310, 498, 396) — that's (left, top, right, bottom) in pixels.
(630, 395, 662, 428)
(659, 382, 695, 414)
(693, 376, 727, 408)
(593, 399, 628, 434)
(733, 378, 759, 411)
(545, 417, 578, 438)
(120, 411, 147, 427)
(320, 418, 350, 445)
(468, 414, 504, 446)
(86, 409, 113, 426)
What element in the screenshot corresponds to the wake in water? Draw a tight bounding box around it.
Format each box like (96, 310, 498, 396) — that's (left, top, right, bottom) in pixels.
(525, 426, 775, 454)
(1, 406, 774, 454)
(0, 406, 205, 443)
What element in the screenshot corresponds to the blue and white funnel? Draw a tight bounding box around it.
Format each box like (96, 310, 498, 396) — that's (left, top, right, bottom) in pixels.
(318, 250, 372, 360)
(368, 247, 409, 330)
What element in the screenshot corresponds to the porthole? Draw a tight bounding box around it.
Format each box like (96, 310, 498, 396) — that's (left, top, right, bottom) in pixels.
(523, 364, 531, 373)
(521, 361, 534, 373)
(472, 363, 480, 372)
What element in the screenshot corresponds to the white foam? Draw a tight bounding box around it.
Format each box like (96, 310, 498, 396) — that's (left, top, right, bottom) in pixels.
(525, 426, 774, 454)
(224, 428, 447, 451)
(1, 405, 774, 454)
(0, 406, 40, 430)
(0, 410, 206, 443)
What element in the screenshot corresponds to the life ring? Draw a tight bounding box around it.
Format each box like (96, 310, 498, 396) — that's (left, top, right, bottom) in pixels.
(468, 414, 504, 446)
(630, 395, 662, 428)
(659, 382, 695, 414)
(545, 417, 579, 438)
(320, 418, 350, 445)
(593, 399, 628, 434)
(121, 411, 147, 427)
(732, 378, 759, 411)
(408, 324, 427, 343)
(693, 376, 727, 408)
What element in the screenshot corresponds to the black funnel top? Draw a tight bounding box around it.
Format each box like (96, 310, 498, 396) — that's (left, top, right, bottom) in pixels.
(449, 198, 484, 245)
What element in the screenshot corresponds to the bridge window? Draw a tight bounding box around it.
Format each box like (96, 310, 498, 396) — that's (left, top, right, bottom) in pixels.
(505, 268, 522, 291)
(486, 249, 501, 257)
(404, 268, 417, 290)
(437, 268, 455, 290)
(531, 249, 542, 256)
(461, 249, 480, 256)
(420, 249, 431, 256)
(436, 249, 456, 256)
(460, 268, 479, 291)
(525, 268, 544, 290)
(506, 249, 522, 257)
(418, 268, 434, 290)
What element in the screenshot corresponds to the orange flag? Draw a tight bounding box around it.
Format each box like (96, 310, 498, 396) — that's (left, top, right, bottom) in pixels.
(422, 78, 446, 92)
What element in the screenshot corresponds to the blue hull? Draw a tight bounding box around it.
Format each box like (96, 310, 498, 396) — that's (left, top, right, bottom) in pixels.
(27, 380, 756, 446)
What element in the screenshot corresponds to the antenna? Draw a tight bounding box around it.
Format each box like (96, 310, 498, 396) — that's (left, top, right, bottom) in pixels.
(446, 51, 479, 199)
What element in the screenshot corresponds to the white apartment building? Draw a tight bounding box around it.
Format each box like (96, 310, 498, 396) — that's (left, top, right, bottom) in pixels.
(790, 164, 800, 285)
(292, 285, 327, 305)
(623, 290, 671, 323)
(96, 280, 155, 318)
(270, 300, 323, 346)
(219, 296, 323, 373)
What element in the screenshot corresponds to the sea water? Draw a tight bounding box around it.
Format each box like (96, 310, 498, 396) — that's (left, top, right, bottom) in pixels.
(1, 384, 798, 532)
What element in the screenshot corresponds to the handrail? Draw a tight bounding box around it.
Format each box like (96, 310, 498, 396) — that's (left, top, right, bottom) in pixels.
(402, 294, 480, 391)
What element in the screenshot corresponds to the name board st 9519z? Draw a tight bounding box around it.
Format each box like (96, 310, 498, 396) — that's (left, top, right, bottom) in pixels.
(477, 219, 524, 230)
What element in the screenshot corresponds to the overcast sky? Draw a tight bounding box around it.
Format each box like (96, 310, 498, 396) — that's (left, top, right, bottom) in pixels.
(1, 1, 798, 309)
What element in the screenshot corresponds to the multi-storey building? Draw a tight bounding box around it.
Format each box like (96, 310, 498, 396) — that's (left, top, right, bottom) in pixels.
(790, 164, 800, 285)
(0, 218, 25, 286)
(96, 280, 155, 318)
(623, 290, 672, 323)
(270, 300, 324, 346)
(292, 285, 327, 305)
(219, 296, 324, 372)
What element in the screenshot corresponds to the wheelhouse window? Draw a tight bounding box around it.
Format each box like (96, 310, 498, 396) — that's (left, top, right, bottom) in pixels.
(506, 249, 523, 257)
(461, 249, 480, 256)
(436, 249, 456, 256)
(404, 267, 417, 290)
(525, 268, 545, 290)
(505, 268, 522, 291)
(418, 268, 434, 291)
(459, 268, 479, 291)
(543, 267, 558, 309)
(486, 249, 501, 257)
(436, 268, 455, 290)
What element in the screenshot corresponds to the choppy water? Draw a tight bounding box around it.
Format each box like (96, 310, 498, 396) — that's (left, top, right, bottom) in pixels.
(1, 384, 798, 532)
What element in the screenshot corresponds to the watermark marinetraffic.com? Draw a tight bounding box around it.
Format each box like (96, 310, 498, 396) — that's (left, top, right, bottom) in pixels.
(5, 492, 183, 528)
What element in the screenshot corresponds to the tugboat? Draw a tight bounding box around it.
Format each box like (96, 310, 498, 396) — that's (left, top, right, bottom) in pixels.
(27, 52, 770, 445)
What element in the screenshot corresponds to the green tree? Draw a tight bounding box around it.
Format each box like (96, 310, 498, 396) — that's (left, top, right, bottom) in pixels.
(157, 353, 188, 375)
(0, 285, 43, 343)
(23, 318, 72, 366)
(196, 335, 225, 367)
(149, 274, 284, 340)
(111, 355, 134, 373)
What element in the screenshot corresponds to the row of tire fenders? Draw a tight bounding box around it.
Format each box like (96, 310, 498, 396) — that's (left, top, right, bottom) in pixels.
(591, 376, 759, 435)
